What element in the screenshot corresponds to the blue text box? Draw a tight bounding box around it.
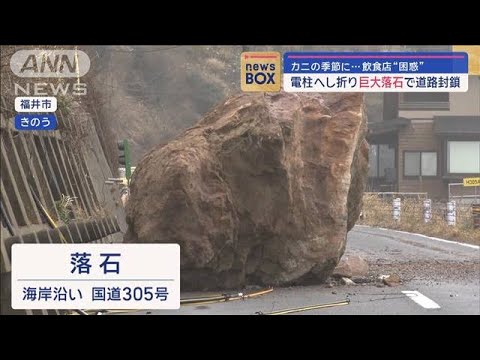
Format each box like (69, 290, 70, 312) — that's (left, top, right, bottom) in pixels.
(15, 114, 57, 131)
(283, 52, 469, 74)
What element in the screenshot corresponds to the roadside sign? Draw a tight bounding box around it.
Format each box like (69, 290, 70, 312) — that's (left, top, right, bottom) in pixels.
(463, 177, 480, 187)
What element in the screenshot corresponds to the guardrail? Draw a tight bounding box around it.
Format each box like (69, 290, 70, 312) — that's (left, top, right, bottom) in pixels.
(364, 192, 429, 200)
(448, 182, 480, 204)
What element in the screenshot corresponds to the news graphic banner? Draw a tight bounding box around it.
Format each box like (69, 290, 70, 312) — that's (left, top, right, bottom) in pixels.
(10, 49, 91, 78)
(14, 96, 58, 130)
(14, 114, 57, 131)
(241, 52, 281, 92)
(10, 49, 91, 132)
(15, 96, 57, 112)
(11, 244, 180, 310)
(283, 52, 469, 92)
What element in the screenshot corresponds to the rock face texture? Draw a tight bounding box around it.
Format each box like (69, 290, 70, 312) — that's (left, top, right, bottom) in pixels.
(124, 92, 369, 290)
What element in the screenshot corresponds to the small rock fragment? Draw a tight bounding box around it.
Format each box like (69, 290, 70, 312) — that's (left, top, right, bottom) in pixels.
(383, 273, 401, 287)
(341, 277, 356, 286)
(333, 255, 369, 279)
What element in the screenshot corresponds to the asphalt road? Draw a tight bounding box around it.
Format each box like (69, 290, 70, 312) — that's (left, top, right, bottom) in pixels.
(119, 226, 480, 315)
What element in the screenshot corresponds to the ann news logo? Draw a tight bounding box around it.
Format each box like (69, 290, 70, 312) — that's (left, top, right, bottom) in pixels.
(10, 49, 90, 96)
(241, 52, 281, 92)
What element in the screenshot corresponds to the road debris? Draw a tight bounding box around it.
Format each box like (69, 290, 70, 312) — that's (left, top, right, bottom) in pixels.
(256, 299, 350, 315)
(333, 255, 369, 279)
(341, 277, 356, 286)
(382, 273, 402, 287)
(71, 288, 274, 315)
(181, 287, 273, 306)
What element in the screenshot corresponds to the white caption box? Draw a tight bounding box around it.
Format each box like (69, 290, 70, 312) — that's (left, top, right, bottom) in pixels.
(283, 73, 469, 92)
(12, 244, 180, 310)
(15, 96, 57, 112)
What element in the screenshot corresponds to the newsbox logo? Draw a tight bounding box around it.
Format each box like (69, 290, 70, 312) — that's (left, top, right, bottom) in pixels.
(241, 52, 281, 92)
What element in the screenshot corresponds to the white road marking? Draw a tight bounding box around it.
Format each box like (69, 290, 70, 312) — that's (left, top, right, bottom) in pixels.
(402, 291, 441, 309)
(356, 225, 479, 250)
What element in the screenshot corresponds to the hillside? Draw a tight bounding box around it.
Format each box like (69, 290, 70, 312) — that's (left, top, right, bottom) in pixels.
(86, 45, 407, 163)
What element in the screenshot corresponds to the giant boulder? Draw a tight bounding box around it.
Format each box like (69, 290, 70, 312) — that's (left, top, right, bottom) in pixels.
(124, 92, 368, 290)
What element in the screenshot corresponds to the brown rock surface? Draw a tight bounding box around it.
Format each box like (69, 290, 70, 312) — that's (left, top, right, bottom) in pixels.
(124, 92, 368, 290)
(333, 255, 369, 279)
